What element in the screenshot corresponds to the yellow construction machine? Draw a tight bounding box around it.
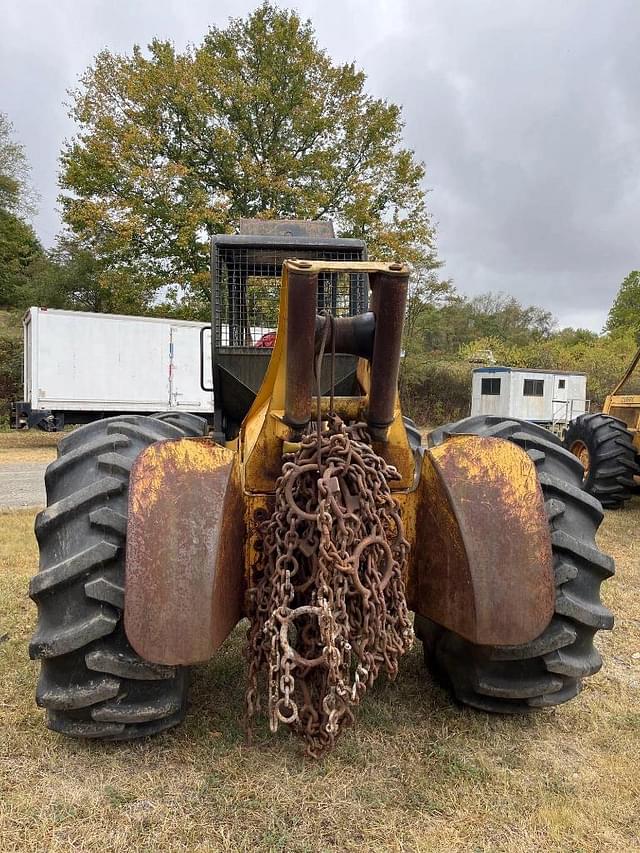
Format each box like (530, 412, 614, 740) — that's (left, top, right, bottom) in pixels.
(29, 222, 614, 754)
(564, 344, 640, 508)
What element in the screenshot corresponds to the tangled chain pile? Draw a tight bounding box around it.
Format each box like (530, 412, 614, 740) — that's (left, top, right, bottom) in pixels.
(245, 415, 413, 757)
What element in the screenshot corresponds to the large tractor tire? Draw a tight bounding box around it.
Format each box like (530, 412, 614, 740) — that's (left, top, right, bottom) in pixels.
(416, 415, 614, 713)
(403, 416, 423, 456)
(29, 414, 207, 740)
(150, 411, 209, 436)
(563, 413, 639, 508)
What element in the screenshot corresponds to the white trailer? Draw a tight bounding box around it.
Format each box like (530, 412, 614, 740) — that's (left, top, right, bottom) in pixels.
(470, 366, 588, 430)
(13, 307, 213, 429)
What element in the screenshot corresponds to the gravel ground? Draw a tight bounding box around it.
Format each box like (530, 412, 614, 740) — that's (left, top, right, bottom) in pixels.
(0, 462, 47, 509)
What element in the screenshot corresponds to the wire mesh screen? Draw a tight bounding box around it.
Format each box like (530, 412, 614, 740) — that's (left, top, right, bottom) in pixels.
(213, 245, 367, 349)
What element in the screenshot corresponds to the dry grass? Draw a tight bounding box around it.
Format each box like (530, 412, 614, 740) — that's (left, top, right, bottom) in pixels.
(1, 505, 638, 852)
(0, 430, 61, 464)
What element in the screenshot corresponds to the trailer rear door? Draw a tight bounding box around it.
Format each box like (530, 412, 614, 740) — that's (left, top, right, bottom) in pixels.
(168, 325, 213, 408)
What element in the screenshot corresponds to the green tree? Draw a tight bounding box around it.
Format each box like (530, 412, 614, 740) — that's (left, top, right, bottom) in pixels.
(0, 112, 37, 216)
(466, 293, 555, 343)
(402, 290, 556, 360)
(42, 239, 155, 314)
(0, 110, 133, 313)
(0, 112, 52, 310)
(605, 270, 640, 334)
(0, 318, 23, 423)
(60, 3, 439, 315)
(0, 210, 44, 307)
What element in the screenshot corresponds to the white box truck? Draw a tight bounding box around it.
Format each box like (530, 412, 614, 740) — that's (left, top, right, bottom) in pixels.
(12, 307, 214, 430)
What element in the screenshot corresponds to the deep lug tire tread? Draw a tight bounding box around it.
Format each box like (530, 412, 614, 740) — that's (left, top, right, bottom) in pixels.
(150, 411, 208, 436)
(416, 415, 614, 713)
(563, 413, 639, 508)
(29, 414, 200, 740)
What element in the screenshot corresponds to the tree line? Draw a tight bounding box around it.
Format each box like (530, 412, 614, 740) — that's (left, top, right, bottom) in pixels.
(1, 3, 638, 424)
(401, 279, 639, 424)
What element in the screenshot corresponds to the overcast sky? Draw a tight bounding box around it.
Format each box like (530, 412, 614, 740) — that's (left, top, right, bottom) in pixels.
(1, 0, 638, 330)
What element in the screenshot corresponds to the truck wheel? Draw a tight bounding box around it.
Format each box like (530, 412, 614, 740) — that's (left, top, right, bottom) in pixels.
(416, 415, 615, 713)
(28, 414, 205, 740)
(563, 413, 639, 508)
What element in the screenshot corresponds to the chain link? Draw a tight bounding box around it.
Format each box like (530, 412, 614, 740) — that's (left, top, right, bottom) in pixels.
(245, 414, 414, 757)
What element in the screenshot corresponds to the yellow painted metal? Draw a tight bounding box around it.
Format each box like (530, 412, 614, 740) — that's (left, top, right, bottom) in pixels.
(129, 438, 230, 516)
(604, 344, 640, 453)
(570, 439, 591, 475)
(610, 345, 640, 397)
(409, 435, 555, 645)
(236, 260, 554, 642)
(239, 260, 415, 494)
(603, 395, 640, 453)
(286, 259, 410, 275)
(125, 437, 245, 665)
(124, 259, 557, 664)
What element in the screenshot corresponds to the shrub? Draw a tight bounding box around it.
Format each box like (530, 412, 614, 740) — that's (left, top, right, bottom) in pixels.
(0, 317, 22, 426)
(401, 359, 472, 426)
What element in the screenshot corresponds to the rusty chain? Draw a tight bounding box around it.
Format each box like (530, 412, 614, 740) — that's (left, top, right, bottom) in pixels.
(245, 324, 414, 756)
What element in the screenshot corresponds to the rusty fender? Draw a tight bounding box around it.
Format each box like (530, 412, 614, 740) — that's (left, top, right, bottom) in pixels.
(407, 434, 555, 647)
(124, 437, 245, 666)
(124, 432, 556, 664)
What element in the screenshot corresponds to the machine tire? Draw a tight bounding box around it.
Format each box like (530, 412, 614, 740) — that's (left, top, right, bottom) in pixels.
(28, 414, 206, 740)
(150, 411, 209, 437)
(403, 416, 423, 455)
(416, 415, 615, 713)
(563, 413, 639, 508)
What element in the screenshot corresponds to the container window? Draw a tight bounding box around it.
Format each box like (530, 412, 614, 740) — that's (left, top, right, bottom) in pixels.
(523, 379, 544, 397)
(481, 377, 501, 395)
(558, 379, 566, 389)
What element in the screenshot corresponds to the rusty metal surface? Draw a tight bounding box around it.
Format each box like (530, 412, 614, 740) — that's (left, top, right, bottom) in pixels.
(125, 437, 245, 665)
(610, 344, 640, 396)
(409, 434, 555, 646)
(367, 269, 409, 440)
(242, 259, 416, 492)
(606, 395, 640, 443)
(284, 267, 318, 429)
(245, 415, 412, 757)
(238, 218, 335, 238)
(314, 312, 375, 359)
(285, 259, 409, 275)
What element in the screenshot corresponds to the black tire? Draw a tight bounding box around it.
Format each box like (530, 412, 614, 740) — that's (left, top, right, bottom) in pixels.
(563, 413, 639, 508)
(29, 413, 207, 740)
(417, 415, 615, 713)
(150, 411, 209, 436)
(403, 416, 423, 455)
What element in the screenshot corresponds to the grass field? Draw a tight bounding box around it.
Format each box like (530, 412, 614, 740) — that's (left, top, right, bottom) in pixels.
(0, 486, 639, 850)
(0, 430, 61, 463)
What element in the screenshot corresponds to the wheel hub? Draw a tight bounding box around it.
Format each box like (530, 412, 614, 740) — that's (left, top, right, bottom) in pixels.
(570, 439, 590, 478)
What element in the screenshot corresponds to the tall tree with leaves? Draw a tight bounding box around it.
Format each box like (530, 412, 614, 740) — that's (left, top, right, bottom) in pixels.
(0, 211, 44, 308)
(605, 271, 640, 335)
(60, 3, 440, 316)
(0, 112, 47, 309)
(0, 112, 37, 217)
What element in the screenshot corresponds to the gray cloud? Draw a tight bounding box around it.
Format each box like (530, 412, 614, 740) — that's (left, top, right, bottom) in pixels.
(1, 0, 638, 329)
